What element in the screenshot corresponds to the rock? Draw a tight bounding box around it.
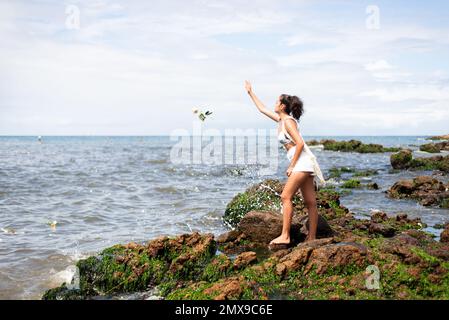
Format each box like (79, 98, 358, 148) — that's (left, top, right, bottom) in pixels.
(388, 180, 415, 196)
(203, 276, 245, 300)
(367, 182, 379, 190)
(371, 211, 388, 223)
(391, 150, 449, 173)
(341, 179, 361, 189)
(236, 211, 333, 245)
(275, 238, 337, 277)
(387, 176, 449, 208)
(369, 223, 396, 237)
(236, 211, 303, 244)
(304, 242, 367, 275)
(43, 232, 217, 299)
(233, 252, 257, 269)
(390, 149, 413, 169)
(427, 134, 449, 141)
(396, 213, 409, 222)
(420, 143, 442, 153)
(298, 215, 334, 239)
(441, 224, 449, 243)
(317, 139, 400, 153)
(217, 230, 241, 243)
(276, 246, 314, 277)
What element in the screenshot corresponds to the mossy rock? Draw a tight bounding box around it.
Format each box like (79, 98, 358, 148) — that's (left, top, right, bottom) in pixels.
(420, 143, 441, 153)
(341, 179, 361, 189)
(43, 233, 217, 299)
(223, 179, 349, 227)
(319, 139, 401, 153)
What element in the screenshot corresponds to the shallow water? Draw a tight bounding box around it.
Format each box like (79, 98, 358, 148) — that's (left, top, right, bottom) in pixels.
(0, 135, 448, 299)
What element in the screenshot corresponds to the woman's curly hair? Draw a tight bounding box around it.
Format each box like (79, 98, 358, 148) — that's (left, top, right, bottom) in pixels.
(280, 94, 304, 120)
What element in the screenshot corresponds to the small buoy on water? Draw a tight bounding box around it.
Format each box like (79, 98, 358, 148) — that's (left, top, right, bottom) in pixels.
(48, 221, 58, 229)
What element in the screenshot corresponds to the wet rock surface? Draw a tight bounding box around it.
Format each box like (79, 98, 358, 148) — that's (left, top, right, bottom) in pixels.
(387, 176, 449, 208)
(420, 141, 449, 153)
(390, 150, 449, 173)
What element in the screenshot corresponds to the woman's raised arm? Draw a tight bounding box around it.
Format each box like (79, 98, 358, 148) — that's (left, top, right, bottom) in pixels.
(245, 80, 280, 122)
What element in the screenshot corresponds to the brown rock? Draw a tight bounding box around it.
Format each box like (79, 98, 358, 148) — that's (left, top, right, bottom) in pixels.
(217, 230, 241, 243)
(370, 211, 388, 223)
(413, 175, 438, 186)
(441, 224, 449, 243)
(395, 213, 409, 222)
(369, 222, 396, 237)
(204, 276, 244, 300)
(390, 149, 413, 169)
(146, 236, 170, 258)
(388, 180, 414, 196)
(233, 251, 257, 269)
(237, 211, 333, 245)
(276, 246, 314, 277)
(304, 242, 367, 275)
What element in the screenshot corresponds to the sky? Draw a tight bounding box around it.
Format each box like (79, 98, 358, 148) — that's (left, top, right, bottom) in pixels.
(1, 0, 449, 136)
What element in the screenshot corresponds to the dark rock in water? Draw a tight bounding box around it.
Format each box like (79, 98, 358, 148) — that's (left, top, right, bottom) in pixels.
(390, 149, 413, 169)
(312, 139, 401, 153)
(391, 150, 449, 172)
(367, 182, 379, 190)
(387, 176, 449, 208)
(427, 134, 449, 141)
(420, 142, 449, 153)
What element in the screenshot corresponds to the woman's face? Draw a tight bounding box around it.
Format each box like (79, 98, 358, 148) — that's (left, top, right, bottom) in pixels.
(274, 96, 283, 113)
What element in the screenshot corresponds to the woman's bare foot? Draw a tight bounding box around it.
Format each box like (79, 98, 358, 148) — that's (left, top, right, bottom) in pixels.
(304, 234, 316, 243)
(269, 235, 290, 245)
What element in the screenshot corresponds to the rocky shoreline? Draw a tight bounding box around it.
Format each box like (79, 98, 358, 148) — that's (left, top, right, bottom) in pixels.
(43, 178, 449, 300)
(306, 139, 401, 153)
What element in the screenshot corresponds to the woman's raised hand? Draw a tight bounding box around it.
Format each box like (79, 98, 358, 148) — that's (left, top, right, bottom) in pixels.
(244, 80, 252, 94)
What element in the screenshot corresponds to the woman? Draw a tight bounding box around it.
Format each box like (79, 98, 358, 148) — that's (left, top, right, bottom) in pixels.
(244, 80, 326, 246)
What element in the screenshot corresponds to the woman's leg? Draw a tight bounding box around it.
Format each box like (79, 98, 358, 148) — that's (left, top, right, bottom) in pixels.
(269, 171, 310, 245)
(300, 174, 319, 241)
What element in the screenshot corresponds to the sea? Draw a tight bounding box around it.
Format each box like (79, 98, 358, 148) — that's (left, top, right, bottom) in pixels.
(0, 135, 448, 299)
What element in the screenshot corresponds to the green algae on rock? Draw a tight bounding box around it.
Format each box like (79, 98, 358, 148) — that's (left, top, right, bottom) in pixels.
(341, 179, 361, 189)
(306, 139, 401, 153)
(43, 232, 217, 299)
(420, 140, 449, 153)
(390, 149, 449, 173)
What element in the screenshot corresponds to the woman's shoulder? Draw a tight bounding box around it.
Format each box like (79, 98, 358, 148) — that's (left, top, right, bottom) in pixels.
(285, 116, 298, 124)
